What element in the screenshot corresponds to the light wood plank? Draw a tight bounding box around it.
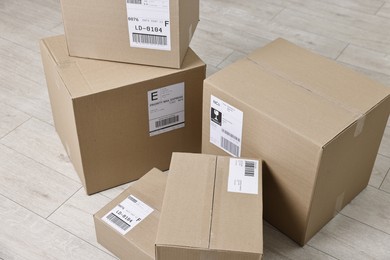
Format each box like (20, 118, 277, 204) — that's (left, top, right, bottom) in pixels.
(369, 154, 390, 188)
(0, 118, 80, 183)
(0, 194, 114, 260)
(217, 51, 247, 69)
(263, 222, 336, 259)
(48, 189, 114, 256)
(0, 70, 53, 124)
(273, 8, 390, 55)
(377, 3, 390, 19)
(308, 214, 390, 259)
(0, 144, 81, 218)
(0, 102, 30, 139)
(337, 44, 390, 77)
(341, 186, 390, 235)
(0, 37, 46, 86)
(381, 171, 390, 193)
(379, 127, 390, 158)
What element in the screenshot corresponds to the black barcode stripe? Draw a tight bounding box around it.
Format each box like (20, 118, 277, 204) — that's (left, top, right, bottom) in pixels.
(222, 129, 240, 142)
(221, 136, 239, 157)
(244, 161, 255, 177)
(133, 33, 167, 46)
(155, 115, 179, 128)
(127, 0, 142, 4)
(106, 213, 130, 231)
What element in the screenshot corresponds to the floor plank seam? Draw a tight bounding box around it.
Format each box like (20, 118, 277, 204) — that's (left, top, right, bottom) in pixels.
(215, 50, 237, 68)
(0, 142, 82, 186)
(375, 2, 387, 16)
(379, 167, 390, 189)
(269, 7, 285, 23)
(0, 115, 32, 140)
(0, 35, 40, 54)
(0, 192, 49, 219)
(45, 186, 82, 220)
(307, 244, 340, 260)
(378, 152, 390, 159)
(335, 43, 350, 61)
(339, 212, 390, 237)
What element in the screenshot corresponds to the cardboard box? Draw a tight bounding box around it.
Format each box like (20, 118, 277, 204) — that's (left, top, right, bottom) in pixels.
(60, 0, 199, 68)
(202, 38, 390, 245)
(94, 168, 167, 260)
(156, 153, 263, 260)
(40, 35, 206, 195)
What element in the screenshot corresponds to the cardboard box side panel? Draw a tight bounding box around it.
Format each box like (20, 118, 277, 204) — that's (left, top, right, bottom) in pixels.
(156, 153, 216, 249)
(156, 246, 262, 260)
(178, 0, 200, 63)
(205, 59, 357, 146)
(74, 67, 204, 194)
(40, 40, 85, 186)
(60, 0, 182, 68)
(94, 217, 153, 260)
(248, 38, 390, 113)
(202, 82, 321, 243)
(305, 97, 390, 244)
(210, 157, 263, 254)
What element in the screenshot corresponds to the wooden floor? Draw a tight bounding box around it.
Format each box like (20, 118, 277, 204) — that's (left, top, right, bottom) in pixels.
(0, 0, 390, 259)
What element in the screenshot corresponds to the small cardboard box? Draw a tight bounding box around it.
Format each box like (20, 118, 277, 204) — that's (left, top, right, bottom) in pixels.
(40, 35, 206, 195)
(202, 38, 390, 245)
(156, 153, 263, 260)
(94, 168, 167, 260)
(60, 0, 199, 68)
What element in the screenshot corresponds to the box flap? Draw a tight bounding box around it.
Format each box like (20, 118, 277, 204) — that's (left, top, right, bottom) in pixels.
(206, 38, 390, 146)
(247, 38, 390, 114)
(210, 157, 263, 255)
(156, 153, 216, 249)
(42, 35, 205, 98)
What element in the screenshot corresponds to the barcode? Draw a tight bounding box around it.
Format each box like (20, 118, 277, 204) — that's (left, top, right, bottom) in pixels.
(244, 161, 255, 177)
(221, 136, 239, 157)
(222, 129, 241, 142)
(133, 33, 167, 46)
(155, 115, 179, 128)
(106, 213, 130, 231)
(127, 0, 142, 4)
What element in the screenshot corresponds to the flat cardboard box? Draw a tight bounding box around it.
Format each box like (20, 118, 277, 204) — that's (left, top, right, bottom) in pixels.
(156, 153, 263, 260)
(40, 35, 206, 195)
(94, 168, 167, 260)
(202, 38, 390, 245)
(60, 0, 199, 68)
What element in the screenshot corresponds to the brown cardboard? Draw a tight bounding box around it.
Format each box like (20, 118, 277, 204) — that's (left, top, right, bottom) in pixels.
(156, 153, 263, 260)
(40, 35, 206, 195)
(60, 0, 199, 68)
(94, 168, 167, 260)
(202, 38, 390, 245)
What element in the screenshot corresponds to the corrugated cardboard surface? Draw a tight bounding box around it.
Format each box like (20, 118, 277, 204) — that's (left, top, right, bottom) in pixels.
(202, 38, 390, 245)
(94, 168, 167, 260)
(60, 0, 199, 68)
(156, 153, 263, 260)
(40, 35, 206, 195)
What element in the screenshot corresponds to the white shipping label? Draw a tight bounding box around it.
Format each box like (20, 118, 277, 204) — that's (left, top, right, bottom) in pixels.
(148, 82, 185, 136)
(210, 95, 243, 157)
(126, 0, 171, 51)
(228, 158, 259, 195)
(102, 195, 154, 235)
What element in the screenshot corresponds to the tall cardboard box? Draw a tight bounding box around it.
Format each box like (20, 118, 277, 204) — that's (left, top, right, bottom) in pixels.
(94, 168, 167, 260)
(40, 35, 206, 195)
(202, 38, 390, 245)
(156, 153, 263, 260)
(60, 0, 199, 68)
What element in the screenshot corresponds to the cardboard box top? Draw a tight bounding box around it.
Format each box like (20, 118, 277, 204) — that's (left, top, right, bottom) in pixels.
(206, 38, 390, 147)
(94, 168, 167, 258)
(156, 153, 263, 255)
(40, 35, 205, 98)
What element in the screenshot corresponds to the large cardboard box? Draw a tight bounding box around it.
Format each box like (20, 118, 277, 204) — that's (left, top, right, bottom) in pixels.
(202, 38, 390, 245)
(60, 0, 199, 68)
(94, 168, 167, 260)
(40, 35, 206, 195)
(156, 153, 263, 260)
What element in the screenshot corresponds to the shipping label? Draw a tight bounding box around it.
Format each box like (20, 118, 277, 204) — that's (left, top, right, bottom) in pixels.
(228, 158, 259, 195)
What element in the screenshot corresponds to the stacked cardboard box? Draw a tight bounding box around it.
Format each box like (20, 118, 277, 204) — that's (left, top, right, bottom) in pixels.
(202, 38, 390, 245)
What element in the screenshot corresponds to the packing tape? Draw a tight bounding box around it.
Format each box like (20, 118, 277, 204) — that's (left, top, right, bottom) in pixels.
(354, 115, 366, 137)
(333, 192, 345, 217)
